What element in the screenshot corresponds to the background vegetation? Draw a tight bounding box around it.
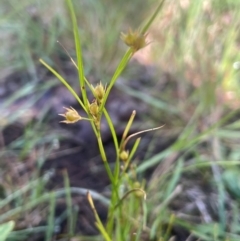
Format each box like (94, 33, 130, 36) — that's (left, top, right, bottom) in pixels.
(1, 0, 240, 240)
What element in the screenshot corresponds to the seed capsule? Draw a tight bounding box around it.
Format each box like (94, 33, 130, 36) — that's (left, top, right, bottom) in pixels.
(121, 28, 148, 52)
(59, 107, 82, 124)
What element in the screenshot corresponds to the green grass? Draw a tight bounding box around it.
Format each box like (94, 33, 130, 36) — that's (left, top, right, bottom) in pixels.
(1, 0, 240, 241)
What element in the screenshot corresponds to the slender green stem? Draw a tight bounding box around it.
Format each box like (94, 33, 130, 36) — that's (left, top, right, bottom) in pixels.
(120, 110, 136, 151)
(122, 137, 141, 174)
(63, 170, 74, 236)
(106, 183, 119, 236)
(39, 59, 87, 113)
(100, 50, 133, 113)
(103, 108, 121, 183)
(66, 0, 87, 106)
(103, 109, 119, 156)
(141, 0, 166, 34)
(45, 193, 55, 241)
(96, 133, 114, 183)
(114, 188, 146, 210)
(87, 192, 112, 241)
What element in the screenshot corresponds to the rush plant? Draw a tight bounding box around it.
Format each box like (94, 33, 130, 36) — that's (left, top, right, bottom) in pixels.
(40, 0, 165, 240)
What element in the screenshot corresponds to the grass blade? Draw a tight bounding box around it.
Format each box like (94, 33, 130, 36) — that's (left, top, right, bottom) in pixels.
(66, 0, 87, 106)
(39, 58, 86, 112)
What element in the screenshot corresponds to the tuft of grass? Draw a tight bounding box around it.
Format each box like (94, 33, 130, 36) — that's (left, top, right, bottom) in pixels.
(40, 0, 165, 240)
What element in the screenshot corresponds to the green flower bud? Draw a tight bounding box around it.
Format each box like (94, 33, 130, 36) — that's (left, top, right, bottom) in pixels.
(120, 150, 129, 162)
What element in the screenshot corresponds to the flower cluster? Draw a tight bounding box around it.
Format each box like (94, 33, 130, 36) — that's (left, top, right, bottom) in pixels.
(88, 82, 107, 129)
(92, 82, 106, 104)
(121, 28, 148, 52)
(59, 107, 82, 124)
(59, 82, 106, 128)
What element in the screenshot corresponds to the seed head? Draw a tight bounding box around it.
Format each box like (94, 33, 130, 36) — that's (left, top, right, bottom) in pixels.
(92, 82, 106, 101)
(120, 150, 129, 162)
(121, 28, 148, 52)
(89, 101, 99, 117)
(133, 182, 145, 198)
(59, 107, 82, 124)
